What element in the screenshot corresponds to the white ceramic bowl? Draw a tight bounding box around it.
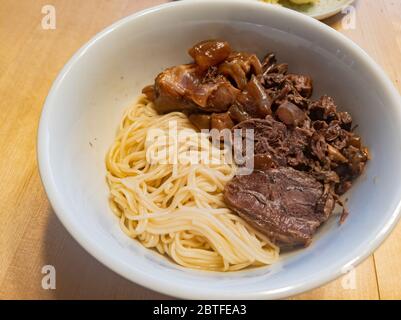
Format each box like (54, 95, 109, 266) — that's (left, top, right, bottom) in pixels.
(38, 0, 401, 299)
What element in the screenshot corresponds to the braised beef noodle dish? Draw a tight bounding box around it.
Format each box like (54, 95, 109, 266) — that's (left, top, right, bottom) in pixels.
(106, 40, 369, 271)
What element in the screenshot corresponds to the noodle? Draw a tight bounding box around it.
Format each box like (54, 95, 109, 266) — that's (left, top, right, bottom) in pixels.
(106, 95, 279, 271)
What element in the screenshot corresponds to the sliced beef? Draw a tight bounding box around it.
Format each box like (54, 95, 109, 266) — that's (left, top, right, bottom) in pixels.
(232, 113, 368, 198)
(228, 103, 252, 123)
(273, 81, 310, 110)
(233, 117, 311, 168)
(253, 154, 274, 170)
(224, 167, 335, 247)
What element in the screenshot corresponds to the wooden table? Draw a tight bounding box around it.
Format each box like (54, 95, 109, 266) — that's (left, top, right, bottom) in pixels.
(1, 0, 400, 300)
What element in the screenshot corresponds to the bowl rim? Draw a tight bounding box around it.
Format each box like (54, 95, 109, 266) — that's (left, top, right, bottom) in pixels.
(37, 0, 401, 299)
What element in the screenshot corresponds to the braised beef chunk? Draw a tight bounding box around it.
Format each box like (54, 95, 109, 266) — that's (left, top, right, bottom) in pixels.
(285, 74, 313, 98)
(253, 154, 274, 170)
(152, 64, 239, 113)
(228, 103, 252, 123)
(276, 101, 305, 126)
(235, 76, 272, 118)
(211, 112, 234, 131)
(188, 113, 211, 130)
(224, 167, 335, 247)
(188, 40, 232, 71)
(218, 52, 262, 89)
(308, 95, 337, 121)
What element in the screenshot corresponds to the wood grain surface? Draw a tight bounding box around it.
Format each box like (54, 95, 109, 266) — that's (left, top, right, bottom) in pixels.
(0, 0, 400, 300)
